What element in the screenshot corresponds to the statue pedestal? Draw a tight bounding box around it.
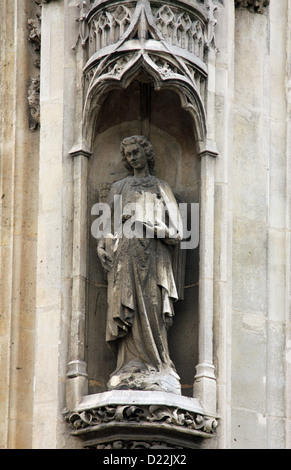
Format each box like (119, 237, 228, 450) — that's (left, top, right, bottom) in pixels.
(65, 391, 218, 449)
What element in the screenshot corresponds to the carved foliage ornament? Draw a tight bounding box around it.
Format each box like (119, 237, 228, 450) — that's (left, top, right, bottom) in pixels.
(96, 440, 182, 450)
(28, 78, 40, 131)
(28, 16, 41, 53)
(234, 0, 270, 14)
(27, 0, 61, 130)
(27, 2, 43, 130)
(65, 404, 218, 435)
(35, 0, 59, 4)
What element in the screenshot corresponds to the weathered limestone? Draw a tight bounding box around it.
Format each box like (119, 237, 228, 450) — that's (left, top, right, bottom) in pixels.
(211, 0, 235, 449)
(286, 0, 291, 449)
(95, 136, 185, 396)
(65, 390, 218, 449)
(193, 147, 217, 416)
(231, 0, 290, 448)
(31, 0, 81, 449)
(0, 0, 41, 449)
(71, 1, 219, 442)
(0, 0, 290, 450)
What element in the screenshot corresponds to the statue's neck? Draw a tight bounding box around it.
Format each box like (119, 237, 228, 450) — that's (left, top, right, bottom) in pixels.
(133, 167, 150, 179)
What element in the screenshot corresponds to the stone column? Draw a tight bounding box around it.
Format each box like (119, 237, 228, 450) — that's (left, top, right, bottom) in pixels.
(192, 19, 219, 417)
(66, 148, 90, 410)
(193, 142, 218, 416)
(65, 1, 91, 411)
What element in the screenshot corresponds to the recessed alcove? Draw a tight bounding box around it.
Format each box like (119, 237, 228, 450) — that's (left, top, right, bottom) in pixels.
(85, 77, 200, 398)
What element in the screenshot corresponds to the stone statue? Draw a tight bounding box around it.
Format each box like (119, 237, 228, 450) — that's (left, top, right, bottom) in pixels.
(97, 136, 184, 395)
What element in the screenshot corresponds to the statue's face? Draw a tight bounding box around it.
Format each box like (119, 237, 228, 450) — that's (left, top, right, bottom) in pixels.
(124, 143, 148, 170)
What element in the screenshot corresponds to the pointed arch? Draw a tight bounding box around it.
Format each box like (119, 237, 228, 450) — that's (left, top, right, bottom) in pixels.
(82, 51, 207, 153)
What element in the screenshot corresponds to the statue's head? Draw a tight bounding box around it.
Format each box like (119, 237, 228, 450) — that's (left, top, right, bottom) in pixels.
(120, 135, 156, 175)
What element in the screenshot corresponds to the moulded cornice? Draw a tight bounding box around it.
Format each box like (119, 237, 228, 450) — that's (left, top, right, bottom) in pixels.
(35, 0, 60, 5)
(234, 0, 270, 14)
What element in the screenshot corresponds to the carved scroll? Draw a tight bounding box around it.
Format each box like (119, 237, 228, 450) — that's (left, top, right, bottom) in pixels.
(66, 403, 218, 434)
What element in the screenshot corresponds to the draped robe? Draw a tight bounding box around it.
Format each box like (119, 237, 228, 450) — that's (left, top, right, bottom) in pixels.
(102, 174, 184, 394)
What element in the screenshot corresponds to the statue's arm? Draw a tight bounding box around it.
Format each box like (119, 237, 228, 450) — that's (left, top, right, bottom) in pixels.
(146, 181, 183, 244)
(97, 238, 114, 272)
(96, 182, 120, 272)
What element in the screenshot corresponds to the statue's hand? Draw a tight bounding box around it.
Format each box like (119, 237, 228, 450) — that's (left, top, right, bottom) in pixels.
(97, 243, 113, 272)
(143, 221, 179, 244)
(143, 220, 169, 239)
(165, 314, 173, 330)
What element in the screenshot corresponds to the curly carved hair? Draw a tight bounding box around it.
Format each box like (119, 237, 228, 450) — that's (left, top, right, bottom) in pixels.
(120, 135, 156, 175)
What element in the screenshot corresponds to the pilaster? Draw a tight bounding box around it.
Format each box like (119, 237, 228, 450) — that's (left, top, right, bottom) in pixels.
(32, 0, 66, 449)
(193, 143, 218, 416)
(0, 0, 40, 449)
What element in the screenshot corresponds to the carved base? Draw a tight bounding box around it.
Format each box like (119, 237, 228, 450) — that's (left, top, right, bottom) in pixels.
(65, 391, 218, 449)
(107, 363, 181, 396)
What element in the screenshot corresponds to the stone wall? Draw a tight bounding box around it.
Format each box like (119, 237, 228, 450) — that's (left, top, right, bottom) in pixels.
(230, 0, 290, 448)
(0, 0, 290, 449)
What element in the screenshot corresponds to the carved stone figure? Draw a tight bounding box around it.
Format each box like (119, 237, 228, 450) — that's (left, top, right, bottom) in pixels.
(97, 136, 184, 395)
(28, 77, 40, 131)
(28, 17, 41, 53)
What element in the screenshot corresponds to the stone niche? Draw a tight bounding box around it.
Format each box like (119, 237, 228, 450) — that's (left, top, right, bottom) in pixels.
(86, 81, 200, 399)
(65, 0, 219, 449)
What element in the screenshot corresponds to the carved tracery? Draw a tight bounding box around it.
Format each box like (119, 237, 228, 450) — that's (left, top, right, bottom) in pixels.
(81, 0, 214, 150)
(154, 5, 205, 59)
(89, 5, 133, 55)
